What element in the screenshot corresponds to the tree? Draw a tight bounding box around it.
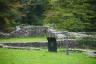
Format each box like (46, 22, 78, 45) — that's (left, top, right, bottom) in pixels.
(0, 0, 96, 32)
(0, 0, 21, 32)
(17, 0, 50, 25)
(44, 0, 96, 32)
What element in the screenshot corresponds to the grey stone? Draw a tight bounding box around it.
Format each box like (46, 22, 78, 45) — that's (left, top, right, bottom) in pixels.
(0, 26, 49, 38)
(0, 44, 4, 48)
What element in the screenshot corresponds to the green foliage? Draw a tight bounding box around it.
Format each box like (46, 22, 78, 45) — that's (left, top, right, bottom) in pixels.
(17, 0, 49, 25)
(44, 0, 96, 32)
(0, 0, 96, 32)
(0, 0, 21, 32)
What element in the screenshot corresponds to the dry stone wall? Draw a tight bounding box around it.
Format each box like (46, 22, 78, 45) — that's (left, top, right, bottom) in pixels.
(0, 26, 49, 38)
(0, 40, 76, 48)
(0, 40, 95, 48)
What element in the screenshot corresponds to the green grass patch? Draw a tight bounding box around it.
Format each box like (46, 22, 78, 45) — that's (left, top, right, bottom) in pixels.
(0, 48, 96, 64)
(0, 37, 47, 43)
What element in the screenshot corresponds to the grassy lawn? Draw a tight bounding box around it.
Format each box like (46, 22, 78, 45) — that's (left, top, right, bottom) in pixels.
(0, 37, 47, 43)
(0, 48, 96, 64)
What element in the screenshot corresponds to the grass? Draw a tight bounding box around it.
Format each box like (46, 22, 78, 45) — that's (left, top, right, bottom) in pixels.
(0, 37, 47, 43)
(0, 48, 96, 64)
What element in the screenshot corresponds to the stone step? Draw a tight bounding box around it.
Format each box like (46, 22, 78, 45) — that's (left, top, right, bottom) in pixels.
(3, 46, 41, 50)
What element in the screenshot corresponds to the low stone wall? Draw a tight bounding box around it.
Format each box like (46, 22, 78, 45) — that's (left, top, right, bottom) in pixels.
(0, 40, 95, 48)
(1, 42, 47, 47)
(0, 40, 77, 48)
(0, 26, 48, 38)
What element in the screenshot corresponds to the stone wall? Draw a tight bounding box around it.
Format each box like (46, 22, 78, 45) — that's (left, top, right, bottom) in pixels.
(0, 26, 49, 38)
(0, 40, 76, 48)
(0, 40, 95, 48)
